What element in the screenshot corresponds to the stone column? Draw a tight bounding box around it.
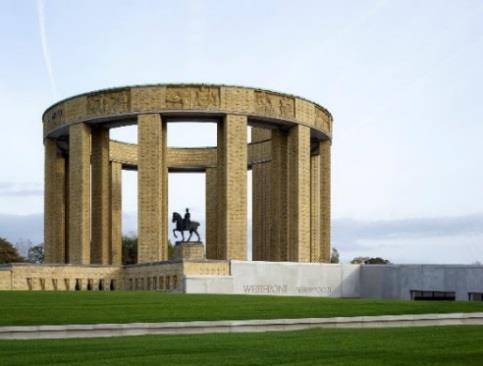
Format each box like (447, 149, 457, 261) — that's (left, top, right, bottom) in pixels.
(44, 139, 66, 263)
(251, 127, 271, 261)
(110, 162, 122, 265)
(217, 115, 247, 260)
(138, 114, 168, 263)
(64, 158, 70, 263)
(91, 128, 110, 264)
(310, 154, 321, 262)
(310, 140, 331, 262)
(319, 140, 331, 262)
(205, 167, 218, 259)
(287, 125, 311, 262)
(68, 123, 91, 265)
(270, 129, 288, 261)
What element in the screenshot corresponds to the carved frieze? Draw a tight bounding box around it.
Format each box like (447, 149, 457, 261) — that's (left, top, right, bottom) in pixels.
(255, 91, 294, 119)
(192, 86, 220, 109)
(44, 105, 65, 129)
(43, 105, 65, 137)
(87, 89, 130, 116)
(166, 86, 220, 109)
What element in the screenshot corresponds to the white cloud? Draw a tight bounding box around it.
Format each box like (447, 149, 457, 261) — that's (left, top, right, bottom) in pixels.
(37, 0, 57, 100)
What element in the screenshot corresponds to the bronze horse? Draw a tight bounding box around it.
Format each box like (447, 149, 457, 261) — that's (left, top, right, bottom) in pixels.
(172, 212, 201, 242)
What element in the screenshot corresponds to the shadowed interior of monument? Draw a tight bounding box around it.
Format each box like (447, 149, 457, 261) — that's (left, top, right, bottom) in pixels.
(113, 121, 254, 262)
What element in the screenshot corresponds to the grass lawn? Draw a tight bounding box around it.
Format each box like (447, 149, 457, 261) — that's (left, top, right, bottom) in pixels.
(0, 326, 482, 365)
(1, 292, 483, 326)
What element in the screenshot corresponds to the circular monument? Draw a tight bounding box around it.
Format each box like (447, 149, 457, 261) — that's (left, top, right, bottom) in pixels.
(42, 84, 332, 266)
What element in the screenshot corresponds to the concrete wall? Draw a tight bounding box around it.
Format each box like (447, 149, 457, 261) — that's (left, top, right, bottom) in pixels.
(185, 262, 483, 300)
(361, 264, 483, 301)
(185, 261, 361, 297)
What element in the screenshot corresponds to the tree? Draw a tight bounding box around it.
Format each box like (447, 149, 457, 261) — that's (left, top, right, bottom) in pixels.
(167, 240, 174, 260)
(351, 256, 370, 264)
(28, 244, 44, 264)
(0, 237, 24, 264)
(122, 234, 138, 265)
(122, 235, 177, 264)
(365, 257, 391, 264)
(330, 247, 340, 263)
(351, 256, 391, 265)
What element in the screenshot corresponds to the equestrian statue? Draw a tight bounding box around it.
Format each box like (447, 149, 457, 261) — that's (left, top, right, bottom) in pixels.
(172, 208, 201, 243)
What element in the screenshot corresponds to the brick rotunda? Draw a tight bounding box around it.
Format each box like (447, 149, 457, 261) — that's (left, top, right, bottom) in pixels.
(0, 84, 333, 291)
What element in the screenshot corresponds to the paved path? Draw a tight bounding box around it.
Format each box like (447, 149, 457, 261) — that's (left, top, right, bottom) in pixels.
(1, 312, 482, 340)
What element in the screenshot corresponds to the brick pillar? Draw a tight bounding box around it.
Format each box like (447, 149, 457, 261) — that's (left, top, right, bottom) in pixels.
(64, 158, 70, 263)
(319, 140, 331, 262)
(138, 114, 168, 263)
(91, 128, 110, 264)
(44, 139, 66, 263)
(217, 115, 247, 260)
(110, 161, 122, 265)
(69, 123, 91, 264)
(287, 125, 311, 262)
(310, 154, 321, 262)
(251, 127, 271, 261)
(270, 129, 288, 261)
(205, 167, 218, 259)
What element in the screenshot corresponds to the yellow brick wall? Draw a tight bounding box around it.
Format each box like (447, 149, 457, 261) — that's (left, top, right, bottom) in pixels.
(0, 261, 231, 292)
(270, 129, 289, 261)
(174, 244, 204, 260)
(217, 115, 247, 260)
(251, 127, 272, 261)
(44, 139, 66, 263)
(310, 154, 321, 262)
(138, 114, 168, 262)
(5, 265, 121, 291)
(205, 167, 218, 259)
(91, 128, 110, 264)
(287, 125, 311, 262)
(110, 141, 270, 170)
(68, 123, 91, 264)
(110, 162, 123, 265)
(0, 270, 11, 290)
(319, 140, 331, 262)
(43, 85, 332, 139)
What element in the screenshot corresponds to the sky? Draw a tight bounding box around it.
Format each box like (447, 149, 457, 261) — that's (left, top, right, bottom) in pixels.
(0, 0, 482, 263)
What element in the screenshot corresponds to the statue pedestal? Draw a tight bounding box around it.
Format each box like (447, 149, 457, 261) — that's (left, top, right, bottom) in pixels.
(174, 242, 205, 260)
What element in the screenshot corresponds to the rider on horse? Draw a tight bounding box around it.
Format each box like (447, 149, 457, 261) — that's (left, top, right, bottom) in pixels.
(172, 208, 201, 242)
(183, 208, 191, 230)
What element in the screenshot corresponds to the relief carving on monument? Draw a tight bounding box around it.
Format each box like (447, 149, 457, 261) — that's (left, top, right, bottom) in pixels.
(255, 91, 294, 119)
(166, 87, 191, 108)
(45, 106, 64, 129)
(166, 86, 220, 109)
(87, 89, 130, 116)
(192, 86, 220, 109)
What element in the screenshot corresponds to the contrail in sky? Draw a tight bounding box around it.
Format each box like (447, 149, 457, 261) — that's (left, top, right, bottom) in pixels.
(37, 0, 58, 100)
